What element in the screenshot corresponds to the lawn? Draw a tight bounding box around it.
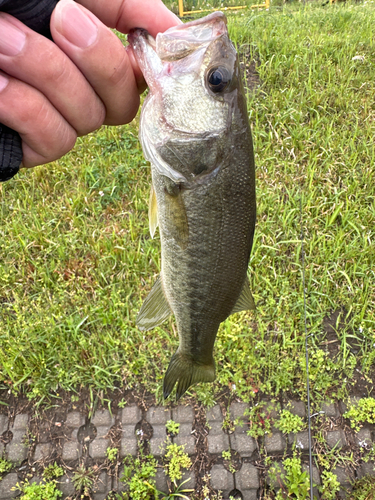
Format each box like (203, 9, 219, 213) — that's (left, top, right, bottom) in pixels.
(0, 0, 374, 407)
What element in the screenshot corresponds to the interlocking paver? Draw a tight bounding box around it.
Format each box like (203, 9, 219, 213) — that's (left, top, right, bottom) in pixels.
(241, 490, 258, 500)
(288, 431, 310, 450)
(120, 438, 137, 457)
(0, 473, 18, 498)
(302, 464, 321, 486)
(173, 405, 194, 423)
(92, 409, 114, 427)
(264, 432, 286, 454)
(155, 468, 168, 494)
(90, 437, 110, 459)
(93, 471, 110, 499)
(174, 433, 195, 455)
(146, 406, 171, 425)
(355, 428, 372, 448)
(121, 405, 142, 425)
(62, 440, 81, 461)
(34, 443, 52, 461)
(230, 432, 257, 457)
(149, 424, 167, 456)
(358, 462, 375, 478)
(58, 474, 75, 496)
(326, 430, 346, 449)
(236, 462, 260, 490)
(210, 463, 234, 493)
(288, 401, 306, 418)
(206, 405, 222, 422)
(13, 414, 28, 430)
(322, 401, 339, 418)
(65, 411, 84, 428)
(230, 402, 248, 421)
(266, 462, 285, 489)
(7, 429, 27, 462)
(0, 415, 7, 433)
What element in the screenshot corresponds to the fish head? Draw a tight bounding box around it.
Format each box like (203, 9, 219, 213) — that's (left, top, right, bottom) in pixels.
(129, 12, 248, 184)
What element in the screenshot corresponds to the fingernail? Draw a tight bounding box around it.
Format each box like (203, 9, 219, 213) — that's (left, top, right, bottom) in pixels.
(0, 73, 9, 92)
(0, 15, 26, 56)
(55, 0, 98, 48)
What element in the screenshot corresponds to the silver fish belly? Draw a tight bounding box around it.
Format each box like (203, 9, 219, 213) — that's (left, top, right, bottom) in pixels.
(129, 12, 256, 400)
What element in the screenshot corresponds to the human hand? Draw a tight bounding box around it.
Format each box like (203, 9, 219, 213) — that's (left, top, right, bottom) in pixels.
(0, 0, 180, 169)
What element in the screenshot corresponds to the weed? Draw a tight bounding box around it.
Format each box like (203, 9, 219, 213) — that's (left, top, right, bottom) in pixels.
(72, 466, 95, 495)
(42, 463, 64, 480)
(13, 479, 62, 500)
(222, 449, 236, 474)
(269, 454, 310, 500)
(349, 474, 375, 500)
(164, 443, 192, 483)
(343, 398, 375, 432)
(118, 399, 127, 409)
(121, 451, 158, 500)
(275, 410, 306, 434)
(245, 402, 276, 439)
(166, 420, 180, 437)
(0, 457, 12, 479)
(319, 470, 340, 500)
(106, 447, 119, 462)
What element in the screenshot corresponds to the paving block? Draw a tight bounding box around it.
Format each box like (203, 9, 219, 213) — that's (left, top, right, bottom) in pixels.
(155, 468, 168, 493)
(0, 415, 7, 434)
(266, 462, 285, 489)
(264, 432, 286, 454)
(181, 469, 195, 488)
(210, 464, 234, 494)
(7, 430, 28, 462)
(357, 462, 375, 478)
(34, 443, 52, 461)
(93, 471, 109, 494)
(58, 474, 75, 496)
(326, 430, 346, 449)
(355, 428, 372, 448)
(0, 473, 18, 498)
(150, 437, 167, 457)
(302, 464, 321, 486)
(121, 405, 142, 425)
(95, 425, 111, 439)
(208, 432, 230, 454)
(241, 490, 258, 500)
(173, 405, 194, 423)
(322, 401, 339, 418)
(261, 401, 280, 420)
(332, 466, 352, 487)
(178, 422, 193, 437)
(206, 405, 222, 422)
(0, 443, 3, 456)
(62, 440, 81, 461)
(146, 406, 171, 425)
(287, 401, 306, 418)
(92, 409, 114, 427)
(209, 421, 224, 435)
(65, 411, 84, 428)
(174, 433, 195, 455)
(230, 433, 257, 457)
(90, 438, 111, 459)
(236, 462, 260, 490)
(13, 414, 28, 430)
(288, 431, 310, 451)
(120, 437, 137, 457)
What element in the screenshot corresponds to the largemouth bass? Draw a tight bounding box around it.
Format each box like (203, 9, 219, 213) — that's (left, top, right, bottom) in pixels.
(129, 12, 256, 400)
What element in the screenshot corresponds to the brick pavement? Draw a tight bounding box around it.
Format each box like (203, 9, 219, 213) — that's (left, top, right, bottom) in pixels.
(0, 398, 374, 499)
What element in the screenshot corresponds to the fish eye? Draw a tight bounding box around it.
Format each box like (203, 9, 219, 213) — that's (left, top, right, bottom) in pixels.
(207, 66, 231, 93)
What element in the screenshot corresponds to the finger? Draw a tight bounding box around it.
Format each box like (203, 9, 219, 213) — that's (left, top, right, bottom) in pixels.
(52, 0, 141, 125)
(76, 0, 182, 37)
(0, 12, 105, 136)
(0, 71, 77, 168)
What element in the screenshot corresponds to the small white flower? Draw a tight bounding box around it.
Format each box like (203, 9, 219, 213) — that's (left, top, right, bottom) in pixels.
(297, 440, 304, 449)
(232, 384, 236, 391)
(99, 191, 104, 197)
(352, 55, 365, 62)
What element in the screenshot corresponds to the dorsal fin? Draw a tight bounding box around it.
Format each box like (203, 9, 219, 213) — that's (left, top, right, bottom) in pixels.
(137, 275, 172, 331)
(231, 277, 256, 314)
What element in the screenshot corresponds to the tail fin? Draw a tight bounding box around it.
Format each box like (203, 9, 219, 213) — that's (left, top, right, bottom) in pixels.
(163, 352, 216, 401)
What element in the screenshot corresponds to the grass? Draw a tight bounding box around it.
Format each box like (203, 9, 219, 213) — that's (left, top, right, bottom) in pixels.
(0, 0, 374, 405)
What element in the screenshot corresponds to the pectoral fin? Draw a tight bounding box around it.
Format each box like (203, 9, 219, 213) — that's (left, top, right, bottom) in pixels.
(137, 275, 172, 331)
(149, 185, 158, 238)
(230, 277, 256, 314)
(163, 180, 189, 249)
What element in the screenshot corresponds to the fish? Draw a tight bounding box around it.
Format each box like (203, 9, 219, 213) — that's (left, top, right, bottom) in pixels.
(129, 12, 256, 400)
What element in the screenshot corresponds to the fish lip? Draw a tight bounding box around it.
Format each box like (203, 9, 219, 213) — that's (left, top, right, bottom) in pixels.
(128, 29, 156, 51)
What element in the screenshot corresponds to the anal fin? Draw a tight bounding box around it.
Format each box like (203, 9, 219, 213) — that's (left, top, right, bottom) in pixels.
(137, 275, 172, 331)
(230, 276, 256, 314)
